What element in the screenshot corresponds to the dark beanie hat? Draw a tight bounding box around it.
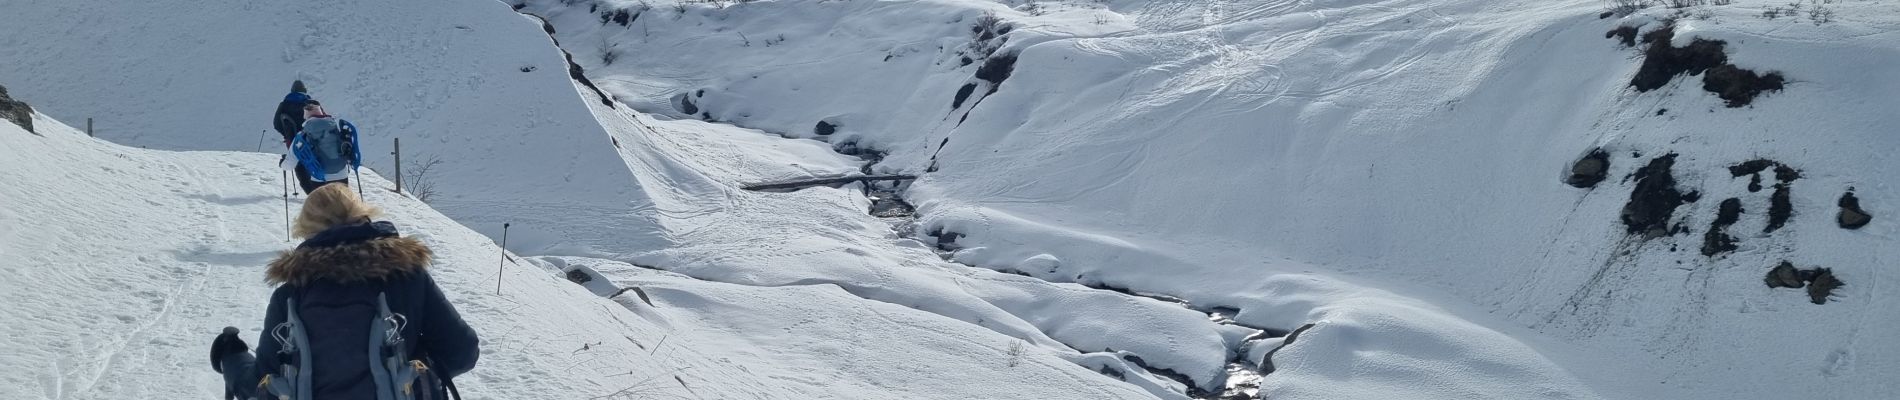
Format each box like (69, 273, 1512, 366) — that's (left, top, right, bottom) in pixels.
(291, 80, 308, 93)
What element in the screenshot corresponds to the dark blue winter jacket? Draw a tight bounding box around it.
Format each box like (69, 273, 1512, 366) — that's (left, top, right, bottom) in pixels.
(255, 221, 479, 399)
(274, 92, 310, 143)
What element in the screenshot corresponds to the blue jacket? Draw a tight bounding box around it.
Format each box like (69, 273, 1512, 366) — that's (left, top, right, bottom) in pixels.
(255, 221, 479, 398)
(274, 92, 310, 143)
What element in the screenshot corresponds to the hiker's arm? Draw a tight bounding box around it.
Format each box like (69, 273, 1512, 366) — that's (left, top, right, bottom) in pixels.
(418, 271, 480, 378)
(273, 107, 297, 143)
(253, 289, 287, 380)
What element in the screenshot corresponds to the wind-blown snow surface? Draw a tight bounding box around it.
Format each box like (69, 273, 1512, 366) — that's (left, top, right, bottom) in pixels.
(522, 0, 1899, 398)
(0, 114, 1161, 399)
(0, 0, 644, 253)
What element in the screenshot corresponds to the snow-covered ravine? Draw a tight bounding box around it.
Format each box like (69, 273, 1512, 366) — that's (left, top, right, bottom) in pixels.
(516, 0, 1899, 399)
(510, 3, 1599, 399)
(504, 9, 1280, 397)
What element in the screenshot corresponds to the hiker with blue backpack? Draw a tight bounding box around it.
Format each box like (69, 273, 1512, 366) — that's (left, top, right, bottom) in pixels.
(210, 183, 479, 399)
(273, 81, 321, 193)
(283, 99, 362, 194)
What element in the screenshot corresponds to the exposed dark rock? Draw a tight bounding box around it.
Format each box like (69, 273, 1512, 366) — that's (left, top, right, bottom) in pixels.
(516, 8, 612, 108)
(975, 52, 1018, 94)
(951, 83, 978, 110)
(565, 268, 593, 284)
(1773, 164, 1801, 183)
(1807, 268, 1843, 305)
(1566, 148, 1610, 188)
(1764, 261, 1805, 288)
(607, 9, 634, 26)
(1766, 183, 1792, 233)
(1606, 26, 1638, 47)
(1621, 154, 1686, 237)
(1122, 354, 1212, 397)
(1260, 323, 1316, 375)
(1713, 198, 1743, 226)
(1703, 64, 1785, 107)
(1702, 198, 1743, 256)
(870, 193, 914, 218)
(927, 228, 964, 252)
(1624, 26, 1784, 107)
(1731, 159, 1796, 194)
(0, 85, 33, 134)
(1838, 190, 1871, 229)
(814, 120, 837, 136)
(677, 93, 699, 115)
(1765, 261, 1846, 305)
(1728, 159, 1777, 177)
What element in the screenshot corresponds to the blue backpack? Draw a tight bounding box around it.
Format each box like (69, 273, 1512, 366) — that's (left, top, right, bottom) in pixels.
(291, 118, 360, 182)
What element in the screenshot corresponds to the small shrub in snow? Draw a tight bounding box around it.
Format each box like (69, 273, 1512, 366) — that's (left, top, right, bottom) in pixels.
(1606, 0, 1650, 16)
(403, 155, 445, 203)
(1005, 339, 1025, 367)
(1808, 4, 1835, 24)
(598, 40, 621, 65)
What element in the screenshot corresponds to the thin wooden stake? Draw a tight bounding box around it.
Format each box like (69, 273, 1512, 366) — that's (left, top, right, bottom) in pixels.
(282, 170, 291, 241)
(394, 137, 403, 193)
(497, 222, 510, 295)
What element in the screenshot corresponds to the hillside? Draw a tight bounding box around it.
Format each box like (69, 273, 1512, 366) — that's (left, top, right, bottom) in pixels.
(0, 0, 1894, 398)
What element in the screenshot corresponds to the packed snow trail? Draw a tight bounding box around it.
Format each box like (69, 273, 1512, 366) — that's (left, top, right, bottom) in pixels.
(0, 114, 1162, 399)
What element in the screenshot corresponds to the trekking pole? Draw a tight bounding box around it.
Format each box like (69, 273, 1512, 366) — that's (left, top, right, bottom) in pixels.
(496, 223, 510, 295)
(354, 167, 364, 197)
(282, 169, 292, 241)
(256, 129, 268, 152)
(445, 378, 464, 400)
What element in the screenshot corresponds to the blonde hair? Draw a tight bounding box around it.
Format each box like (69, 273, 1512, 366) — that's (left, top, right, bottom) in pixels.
(294, 184, 380, 238)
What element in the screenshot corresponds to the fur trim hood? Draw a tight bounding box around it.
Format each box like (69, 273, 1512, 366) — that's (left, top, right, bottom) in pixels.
(266, 222, 432, 285)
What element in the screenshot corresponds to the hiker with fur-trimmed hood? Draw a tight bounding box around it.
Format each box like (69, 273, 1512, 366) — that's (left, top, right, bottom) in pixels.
(250, 184, 479, 398)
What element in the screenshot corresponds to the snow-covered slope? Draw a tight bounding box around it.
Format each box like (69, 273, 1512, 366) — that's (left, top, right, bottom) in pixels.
(0, 111, 1170, 399)
(0, 0, 645, 252)
(518, 0, 1899, 398)
(5, 0, 1895, 398)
